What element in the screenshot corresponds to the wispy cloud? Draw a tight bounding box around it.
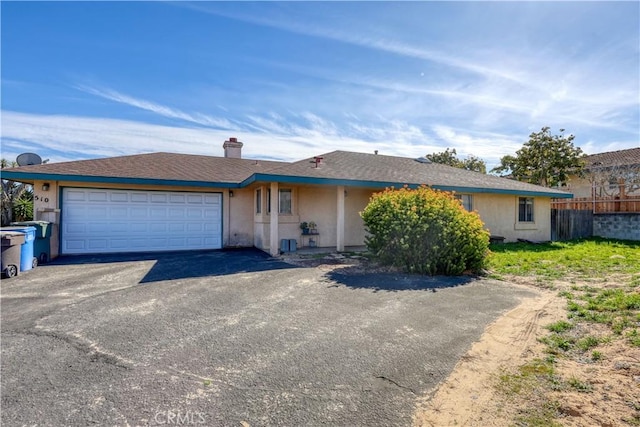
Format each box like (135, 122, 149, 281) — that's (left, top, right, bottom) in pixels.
(0, 110, 432, 164)
(179, 3, 532, 89)
(75, 84, 235, 129)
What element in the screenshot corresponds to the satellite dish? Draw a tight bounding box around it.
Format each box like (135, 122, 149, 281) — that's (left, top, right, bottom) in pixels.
(16, 153, 43, 166)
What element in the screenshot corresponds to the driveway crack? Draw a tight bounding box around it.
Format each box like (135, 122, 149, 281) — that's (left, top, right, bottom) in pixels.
(375, 375, 417, 395)
(16, 329, 134, 369)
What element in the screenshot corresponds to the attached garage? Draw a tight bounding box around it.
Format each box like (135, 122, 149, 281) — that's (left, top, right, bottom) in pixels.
(61, 188, 222, 254)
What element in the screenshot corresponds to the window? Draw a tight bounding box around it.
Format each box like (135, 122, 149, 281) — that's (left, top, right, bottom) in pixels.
(518, 197, 534, 222)
(455, 194, 473, 211)
(256, 189, 262, 214)
(267, 189, 271, 213)
(279, 189, 292, 214)
(266, 188, 293, 214)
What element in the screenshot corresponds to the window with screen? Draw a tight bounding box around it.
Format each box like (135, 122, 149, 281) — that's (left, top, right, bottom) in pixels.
(518, 197, 534, 222)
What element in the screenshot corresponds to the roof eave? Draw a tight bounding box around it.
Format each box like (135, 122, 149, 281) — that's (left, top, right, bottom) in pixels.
(0, 171, 240, 189)
(242, 174, 574, 198)
(2, 170, 574, 198)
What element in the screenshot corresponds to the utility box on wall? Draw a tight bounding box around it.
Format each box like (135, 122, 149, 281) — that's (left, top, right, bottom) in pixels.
(280, 238, 298, 253)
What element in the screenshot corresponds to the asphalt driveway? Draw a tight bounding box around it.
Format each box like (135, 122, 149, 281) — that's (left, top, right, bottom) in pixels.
(1, 249, 535, 426)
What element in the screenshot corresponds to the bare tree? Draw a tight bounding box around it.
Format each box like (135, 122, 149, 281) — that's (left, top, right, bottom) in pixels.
(587, 160, 640, 198)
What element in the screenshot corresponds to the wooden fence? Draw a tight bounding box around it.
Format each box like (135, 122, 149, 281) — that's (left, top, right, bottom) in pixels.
(551, 209, 593, 241)
(551, 196, 640, 213)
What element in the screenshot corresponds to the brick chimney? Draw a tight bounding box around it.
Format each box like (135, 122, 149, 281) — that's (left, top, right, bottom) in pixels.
(223, 137, 243, 159)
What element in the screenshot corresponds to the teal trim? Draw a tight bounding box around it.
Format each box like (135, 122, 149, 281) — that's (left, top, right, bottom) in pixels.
(241, 173, 406, 189)
(243, 173, 573, 198)
(5, 170, 573, 199)
(1, 171, 239, 189)
(431, 185, 573, 198)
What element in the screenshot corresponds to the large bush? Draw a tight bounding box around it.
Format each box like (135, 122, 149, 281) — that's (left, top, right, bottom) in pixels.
(361, 186, 490, 275)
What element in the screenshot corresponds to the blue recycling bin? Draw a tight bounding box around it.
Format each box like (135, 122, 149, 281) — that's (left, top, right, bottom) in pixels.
(11, 221, 51, 263)
(1, 226, 37, 271)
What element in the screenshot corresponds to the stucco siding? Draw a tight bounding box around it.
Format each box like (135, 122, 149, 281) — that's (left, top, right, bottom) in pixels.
(344, 188, 373, 246)
(227, 189, 253, 247)
(566, 176, 592, 198)
(298, 186, 337, 247)
(474, 194, 551, 242)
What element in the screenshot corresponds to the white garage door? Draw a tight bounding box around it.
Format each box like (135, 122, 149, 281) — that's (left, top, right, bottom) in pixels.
(61, 188, 222, 254)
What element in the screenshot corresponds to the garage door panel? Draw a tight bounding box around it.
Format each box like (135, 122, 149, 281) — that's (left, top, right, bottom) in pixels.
(131, 193, 149, 202)
(87, 239, 109, 250)
(187, 195, 203, 204)
(110, 208, 128, 219)
(109, 223, 128, 233)
(110, 239, 128, 249)
(185, 208, 202, 219)
(204, 223, 220, 232)
(129, 222, 148, 232)
(65, 223, 86, 234)
(87, 222, 109, 233)
(168, 223, 185, 232)
(130, 207, 148, 219)
(150, 208, 167, 219)
(150, 194, 167, 203)
(87, 206, 108, 219)
(110, 192, 128, 202)
(62, 188, 222, 254)
(149, 223, 166, 233)
(168, 208, 184, 218)
(65, 190, 86, 202)
(88, 191, 108, 202)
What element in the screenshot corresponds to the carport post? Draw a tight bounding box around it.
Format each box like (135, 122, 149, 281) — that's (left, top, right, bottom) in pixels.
(336, 185, 345, 252)
(270, 182, 279, 256)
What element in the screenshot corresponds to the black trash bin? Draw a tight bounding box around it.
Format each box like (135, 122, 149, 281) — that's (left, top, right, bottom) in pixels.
(1, 231, 26, 278)
(11, 221, 52, 263)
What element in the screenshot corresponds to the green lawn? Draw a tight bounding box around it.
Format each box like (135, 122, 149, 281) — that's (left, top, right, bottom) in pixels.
(488, 237, 640, 283)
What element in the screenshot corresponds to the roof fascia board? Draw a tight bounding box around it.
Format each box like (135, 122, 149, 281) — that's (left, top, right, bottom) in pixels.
(241, 173, 397, 189)
(0, 171, 239, 189)
(244, 173, 573, 198)
(3, 170, 573, 198)
(432, 185, 573, 198)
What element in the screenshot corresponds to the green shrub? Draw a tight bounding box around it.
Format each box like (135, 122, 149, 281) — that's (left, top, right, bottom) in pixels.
(12, 194, 33, 222)
(360, 185, 490, 275)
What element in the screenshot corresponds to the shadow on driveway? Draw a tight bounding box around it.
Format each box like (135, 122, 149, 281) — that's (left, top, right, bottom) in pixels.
(42, 248, 297, 284)
(324, 266, 477, 292)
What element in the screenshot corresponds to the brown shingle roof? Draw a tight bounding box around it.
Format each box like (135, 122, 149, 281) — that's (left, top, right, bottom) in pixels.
(585, 147, 640, 169)
(2, 150, 571, 197)
(260, 151, 571, 196)
(3, 152, 288, 184)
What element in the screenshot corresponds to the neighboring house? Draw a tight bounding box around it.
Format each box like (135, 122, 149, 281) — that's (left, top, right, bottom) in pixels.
(561, 147, 640, 212)
(567, 147, 640, 198)
(2, 138, 571, 258)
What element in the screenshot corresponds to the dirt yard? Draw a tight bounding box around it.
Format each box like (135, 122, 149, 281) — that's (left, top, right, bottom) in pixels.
(413, 276, 640, 427)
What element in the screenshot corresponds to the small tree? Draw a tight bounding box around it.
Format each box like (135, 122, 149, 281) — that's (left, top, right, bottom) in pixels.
(491, 127, 585, 187)
(361, 186, 490, 275)
(426, 148, 487, 174)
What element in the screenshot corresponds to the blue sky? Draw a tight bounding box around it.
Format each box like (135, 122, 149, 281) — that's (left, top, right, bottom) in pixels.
(1, 1, 638, 168)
